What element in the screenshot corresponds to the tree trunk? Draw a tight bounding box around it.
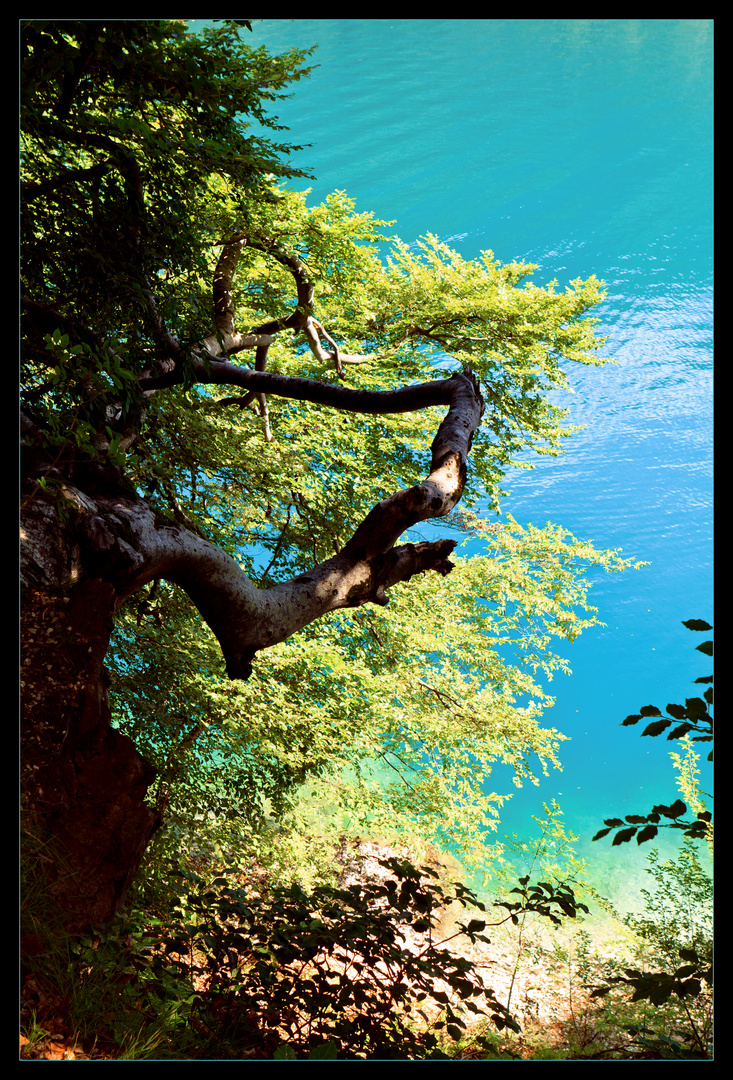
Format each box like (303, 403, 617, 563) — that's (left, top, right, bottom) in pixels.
(21, 489, 160, 934)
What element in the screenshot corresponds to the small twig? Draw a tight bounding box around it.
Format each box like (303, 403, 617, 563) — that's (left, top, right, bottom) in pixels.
(416, 678, 460, 711)
(162, 481, 207, 538)
(311, 318, 343, 377)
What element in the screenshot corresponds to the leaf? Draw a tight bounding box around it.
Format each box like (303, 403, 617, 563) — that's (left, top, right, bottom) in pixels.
(684, 697, 709, 721)
(635, 824, 658, 844)
(612, 827, 637, 845)
(308, 1040, 338, 1059)
(648, 984, 673, 1005)
(622, 714, 641, 726)
(696, 640, 713, 656)
(678, 948, 699, 963)
(639, 705, 662, 716)
(641, 718, 672, 737)
(464, 919, 486, 934)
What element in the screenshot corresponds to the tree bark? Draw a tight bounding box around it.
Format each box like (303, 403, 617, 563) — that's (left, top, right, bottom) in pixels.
(21, 496, 161, 934)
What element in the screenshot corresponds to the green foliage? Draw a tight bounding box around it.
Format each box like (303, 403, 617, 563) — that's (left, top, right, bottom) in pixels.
(593, 620, 713, 847)
(587, 840, 713, 1058)
(595, 952, 710, 1007)
(23, 21, 641, 886)
(150, 855, 517, 1058)
(27, 846, 618, 1060)
(21, 19, 315, 460)
(588, 622, 713, 1059)
(623, 840, 712, 973)
(495, 877, 590, 929)
(109, 516, 642, 885)
(592, 800, 711, 848)
(22, 23, 666, 1059)
(492, 796, 593, 885)
(21, 820, 174, 1059)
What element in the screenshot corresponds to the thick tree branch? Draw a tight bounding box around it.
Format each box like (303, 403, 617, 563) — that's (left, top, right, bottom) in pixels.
(27, 369, 483, 680)
(203, 231, 314, 359)
(23, 140, 484, 682)
(140, 357, 462, 415)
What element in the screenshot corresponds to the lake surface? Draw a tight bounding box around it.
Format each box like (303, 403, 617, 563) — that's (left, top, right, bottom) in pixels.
(200, 19, 714, 905)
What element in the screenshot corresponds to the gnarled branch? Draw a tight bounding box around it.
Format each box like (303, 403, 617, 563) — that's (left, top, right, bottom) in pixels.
(27, 368, 483, 680)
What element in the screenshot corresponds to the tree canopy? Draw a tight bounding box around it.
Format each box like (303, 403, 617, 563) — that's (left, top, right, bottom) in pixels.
(21, 19, 643, 905)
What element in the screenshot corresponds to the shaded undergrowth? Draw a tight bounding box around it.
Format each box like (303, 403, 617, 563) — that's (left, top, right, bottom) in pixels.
(20, 833, 712, 1060)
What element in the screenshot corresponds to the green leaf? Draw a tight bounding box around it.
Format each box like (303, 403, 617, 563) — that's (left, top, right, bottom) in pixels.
(273, 1044, 297, 1060)
(678, 948, 699, 963)
(666, 723, 692, 740)
(464, 919, 486, 934)
(308, 1040, 338, 1059)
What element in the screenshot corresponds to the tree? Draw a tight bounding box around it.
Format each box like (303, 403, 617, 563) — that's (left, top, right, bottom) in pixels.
(21, 20, 636, 932)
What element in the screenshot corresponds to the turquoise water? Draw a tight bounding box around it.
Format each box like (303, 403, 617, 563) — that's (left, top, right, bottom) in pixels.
(197, 20, 714, 901)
